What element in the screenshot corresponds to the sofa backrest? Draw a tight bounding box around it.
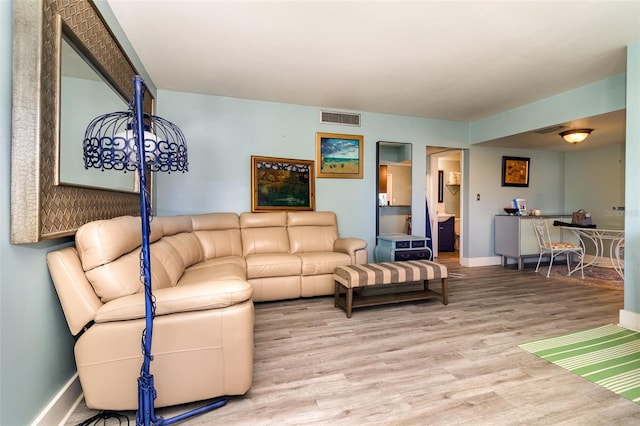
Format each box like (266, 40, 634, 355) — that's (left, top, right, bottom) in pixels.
(191, 213, 243, 259)
(152, 215, 204, 287)
(155, 216, 203, 267)
(240, 212, 289, 256)
(75, 215, 168, 303)
(68, 210, 352, 303)
(287, 211, 339, 253)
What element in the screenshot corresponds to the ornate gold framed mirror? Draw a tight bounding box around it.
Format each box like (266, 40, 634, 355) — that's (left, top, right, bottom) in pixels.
(11, 0, 152, 243)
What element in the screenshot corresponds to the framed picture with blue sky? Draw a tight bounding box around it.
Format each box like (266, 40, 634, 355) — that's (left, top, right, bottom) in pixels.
(316, 132, 364, 178)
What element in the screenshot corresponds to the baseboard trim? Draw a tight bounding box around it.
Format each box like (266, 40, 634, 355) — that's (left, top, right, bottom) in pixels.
(619, 309, 640, 332)
(460, 256, 502, 267)
(31, 373, 83, 426)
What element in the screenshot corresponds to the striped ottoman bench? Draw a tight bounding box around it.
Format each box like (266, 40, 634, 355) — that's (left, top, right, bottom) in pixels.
(333, 259, 448, 318)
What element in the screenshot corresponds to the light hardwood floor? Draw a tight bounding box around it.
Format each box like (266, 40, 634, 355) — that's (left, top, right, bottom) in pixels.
(66, 260, 640, 425)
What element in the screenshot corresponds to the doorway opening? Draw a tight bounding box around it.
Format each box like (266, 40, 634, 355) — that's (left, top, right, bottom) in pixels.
(427, 147, 464, 262)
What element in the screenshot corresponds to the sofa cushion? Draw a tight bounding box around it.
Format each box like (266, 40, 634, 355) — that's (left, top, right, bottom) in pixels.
(191, 212, 239, 231)
(181, 262, 246, 284)
(84, 250, 160, 303)
(240, 212, 289, 256)
(75, 215, 169, 303)
(287, 211, 337, 227)
(249, 276, 301, 302)
(195, 229, 243, 259)
(192, 213, 243, 260)
(46, 247, 103, 336)
(94, 279, 253, 322)
(287, 211, 339, 254)
(76, 216, 163, 271)
(161, 233, 204, 269)
(149, 239, 190, 287)
(296, 252, 352, 276)
(187, 256, 246, 272)
(157, 215, 193, 235)
(244, 253, 301, 279)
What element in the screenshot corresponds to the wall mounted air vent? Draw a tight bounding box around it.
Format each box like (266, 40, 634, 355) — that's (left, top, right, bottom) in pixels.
(320, 110, 361, 127)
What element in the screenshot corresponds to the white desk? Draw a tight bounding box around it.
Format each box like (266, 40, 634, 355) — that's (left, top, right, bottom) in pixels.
(561, 227, 625, 279)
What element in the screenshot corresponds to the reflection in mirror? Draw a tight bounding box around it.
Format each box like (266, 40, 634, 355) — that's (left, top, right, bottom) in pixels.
(376, 141, 412, 236)
(59, 35, 135, 192)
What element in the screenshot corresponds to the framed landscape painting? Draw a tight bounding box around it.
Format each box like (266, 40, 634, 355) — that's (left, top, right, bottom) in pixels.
(251, 155, 315, 212)
(316, 132, 364, 178)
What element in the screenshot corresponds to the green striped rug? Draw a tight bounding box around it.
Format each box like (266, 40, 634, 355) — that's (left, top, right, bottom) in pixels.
(519, 324, 640, 404)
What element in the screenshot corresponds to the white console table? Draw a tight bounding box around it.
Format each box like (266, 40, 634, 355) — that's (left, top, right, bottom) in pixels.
(494, 214, 576, 270)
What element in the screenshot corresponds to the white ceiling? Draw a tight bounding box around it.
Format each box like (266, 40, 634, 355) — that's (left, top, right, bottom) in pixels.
(106, 0, 639, 150)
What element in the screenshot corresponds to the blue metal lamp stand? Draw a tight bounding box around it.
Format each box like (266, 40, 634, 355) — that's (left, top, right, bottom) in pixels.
(83, 76, 226, 425)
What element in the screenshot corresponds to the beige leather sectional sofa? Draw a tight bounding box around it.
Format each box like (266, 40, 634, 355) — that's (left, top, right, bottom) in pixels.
(47, 211, 367, 410)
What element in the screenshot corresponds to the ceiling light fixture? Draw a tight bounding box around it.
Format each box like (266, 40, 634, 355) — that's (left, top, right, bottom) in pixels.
(559, 129, 593, 144)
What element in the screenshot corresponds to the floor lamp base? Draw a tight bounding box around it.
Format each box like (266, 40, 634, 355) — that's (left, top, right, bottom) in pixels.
(137, 372, 227, 426)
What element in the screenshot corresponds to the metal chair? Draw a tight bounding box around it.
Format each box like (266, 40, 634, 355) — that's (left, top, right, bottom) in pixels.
(531, 218, 584, 278)
(614, 237, 624, 279)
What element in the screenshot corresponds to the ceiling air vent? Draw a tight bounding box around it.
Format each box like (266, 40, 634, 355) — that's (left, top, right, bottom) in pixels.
(320, 110, 361, 127)
(533, 125, 567, 135)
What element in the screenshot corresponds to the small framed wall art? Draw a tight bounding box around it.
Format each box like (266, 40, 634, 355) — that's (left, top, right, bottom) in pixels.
(251, 155, 315, 212)
(316, 132, 364, 178)
(501, 156, 530, 187)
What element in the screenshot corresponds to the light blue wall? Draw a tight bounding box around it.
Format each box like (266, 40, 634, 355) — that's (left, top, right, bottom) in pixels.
(624, 41, 640, 318)
(564, 144, 625, 230)
(155, 91, 467, 256)
(0, 2, 77, 425)
(469, 74, 627, 144)
(466, 146, 566, 260)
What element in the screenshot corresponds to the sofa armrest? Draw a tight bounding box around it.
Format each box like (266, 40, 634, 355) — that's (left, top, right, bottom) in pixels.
(334, 238, 368, 264)
(47, 247, 104, 336)
(94, 279, 253, 323)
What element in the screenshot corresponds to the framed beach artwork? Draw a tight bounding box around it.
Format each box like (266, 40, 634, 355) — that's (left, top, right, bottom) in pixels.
(251, 155, 315, 212)
(316, 132, 364, 178)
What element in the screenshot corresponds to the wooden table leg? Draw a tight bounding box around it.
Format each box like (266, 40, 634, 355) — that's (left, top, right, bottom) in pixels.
(346, 287, 353, 318)
(442, 278, 448, 305)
